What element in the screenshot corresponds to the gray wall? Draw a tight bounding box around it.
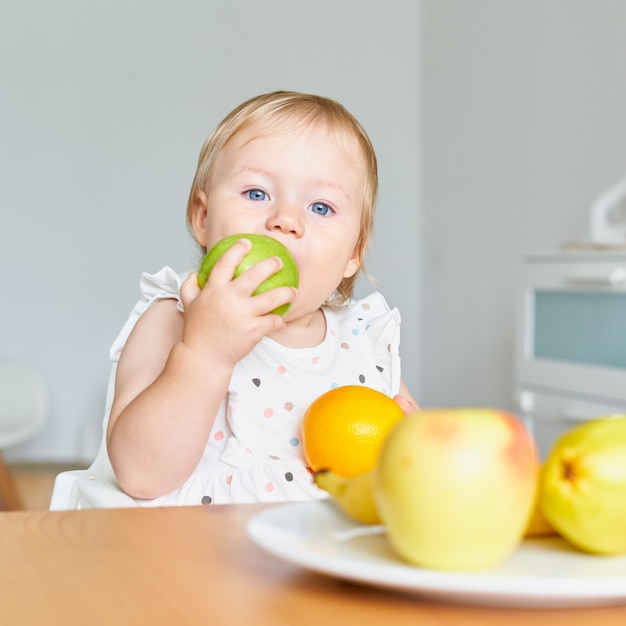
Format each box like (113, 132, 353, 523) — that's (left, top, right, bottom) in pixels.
(1, 1, 422, 462)
(421, 0, 626, 409)
(6, 0, 626, 465)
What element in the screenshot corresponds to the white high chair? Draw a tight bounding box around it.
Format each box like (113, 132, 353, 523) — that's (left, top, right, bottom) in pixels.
(0, 360, 49, 510)
(49, 364, 137, 510)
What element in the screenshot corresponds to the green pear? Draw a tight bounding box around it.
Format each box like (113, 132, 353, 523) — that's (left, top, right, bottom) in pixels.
(540, 415, 626, 555)
(373, 409, 539, 571)
(198, 234, 299, 316)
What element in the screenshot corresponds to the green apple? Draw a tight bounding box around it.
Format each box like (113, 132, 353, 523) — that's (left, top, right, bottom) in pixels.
(373, 408, 539, 571)
(540, 415, 626, 555)
(197, 234, 299, 316)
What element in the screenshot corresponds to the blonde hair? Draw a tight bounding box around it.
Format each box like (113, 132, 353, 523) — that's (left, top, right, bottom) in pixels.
(186, 90, 378, 304)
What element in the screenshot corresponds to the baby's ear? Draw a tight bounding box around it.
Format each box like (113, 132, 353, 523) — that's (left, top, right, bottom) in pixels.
(343, 244, 362, 278)
(190, 191, 209, 247)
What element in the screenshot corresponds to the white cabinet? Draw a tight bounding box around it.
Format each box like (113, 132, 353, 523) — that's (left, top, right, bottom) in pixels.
(514, 252, 626, 459)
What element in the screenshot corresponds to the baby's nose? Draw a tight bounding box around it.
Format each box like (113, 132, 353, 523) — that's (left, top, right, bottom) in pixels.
(266, 203, 303, 237)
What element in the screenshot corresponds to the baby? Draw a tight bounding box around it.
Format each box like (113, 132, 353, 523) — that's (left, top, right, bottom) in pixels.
(106, 91, 418, 505)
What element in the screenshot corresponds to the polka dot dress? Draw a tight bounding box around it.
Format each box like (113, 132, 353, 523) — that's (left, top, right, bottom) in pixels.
(109, 267, 402, 507)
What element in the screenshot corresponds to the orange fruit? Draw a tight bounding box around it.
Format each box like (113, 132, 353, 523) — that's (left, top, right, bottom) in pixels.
(301, 385, 404, 479)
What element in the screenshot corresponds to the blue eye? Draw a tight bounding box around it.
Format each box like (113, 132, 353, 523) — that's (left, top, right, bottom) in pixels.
(310, 202, 332, 216)
(247, 189, 268, 201)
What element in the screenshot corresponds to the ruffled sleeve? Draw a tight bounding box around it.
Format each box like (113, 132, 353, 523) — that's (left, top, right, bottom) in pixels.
(350, 292, 402, 397)
(109, 266, 189, 362)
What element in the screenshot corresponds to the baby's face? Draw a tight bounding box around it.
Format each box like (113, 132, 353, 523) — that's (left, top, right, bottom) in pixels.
(198, 120, 367, 319)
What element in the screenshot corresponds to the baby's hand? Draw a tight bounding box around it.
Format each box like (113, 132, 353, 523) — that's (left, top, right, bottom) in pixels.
(393, 394, 419, 416)
(180, 238, 297, 367)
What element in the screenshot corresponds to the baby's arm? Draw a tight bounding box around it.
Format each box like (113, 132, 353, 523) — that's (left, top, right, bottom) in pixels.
(107, 239, 297, 499)
(106, 299, 217, 499)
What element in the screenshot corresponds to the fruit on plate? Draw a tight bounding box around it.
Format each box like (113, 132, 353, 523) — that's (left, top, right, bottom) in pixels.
(197, 233, 299, 316)
(525, 495, 557, 537)
(313, 469, 381, 525)
(524, 464, 557, 537)
(302, 385, 404, 479)
(540, 415, 626, 555)
(374, 408, 539, 571)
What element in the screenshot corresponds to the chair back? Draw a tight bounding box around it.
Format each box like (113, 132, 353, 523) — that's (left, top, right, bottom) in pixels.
(49, 362, 137, 509)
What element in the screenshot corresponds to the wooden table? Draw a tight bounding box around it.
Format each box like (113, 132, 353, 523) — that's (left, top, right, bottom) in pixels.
(1, 504, 625, 625)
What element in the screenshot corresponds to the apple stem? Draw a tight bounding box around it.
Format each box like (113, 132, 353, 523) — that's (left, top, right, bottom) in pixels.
(562, 459, 578, 482)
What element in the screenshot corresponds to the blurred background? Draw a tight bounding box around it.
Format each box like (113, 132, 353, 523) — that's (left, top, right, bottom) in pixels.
(2, 0, 626, 465)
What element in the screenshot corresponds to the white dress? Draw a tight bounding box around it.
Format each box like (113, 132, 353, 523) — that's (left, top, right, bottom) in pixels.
(109, 267, 403, 506)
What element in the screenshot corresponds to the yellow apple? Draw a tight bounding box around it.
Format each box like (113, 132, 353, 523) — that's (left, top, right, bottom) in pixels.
(540, 415, 626, 555)
(373, 408, 539, 571)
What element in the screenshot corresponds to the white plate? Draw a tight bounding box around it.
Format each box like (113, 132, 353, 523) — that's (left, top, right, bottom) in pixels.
(247, 500, 626, 608)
